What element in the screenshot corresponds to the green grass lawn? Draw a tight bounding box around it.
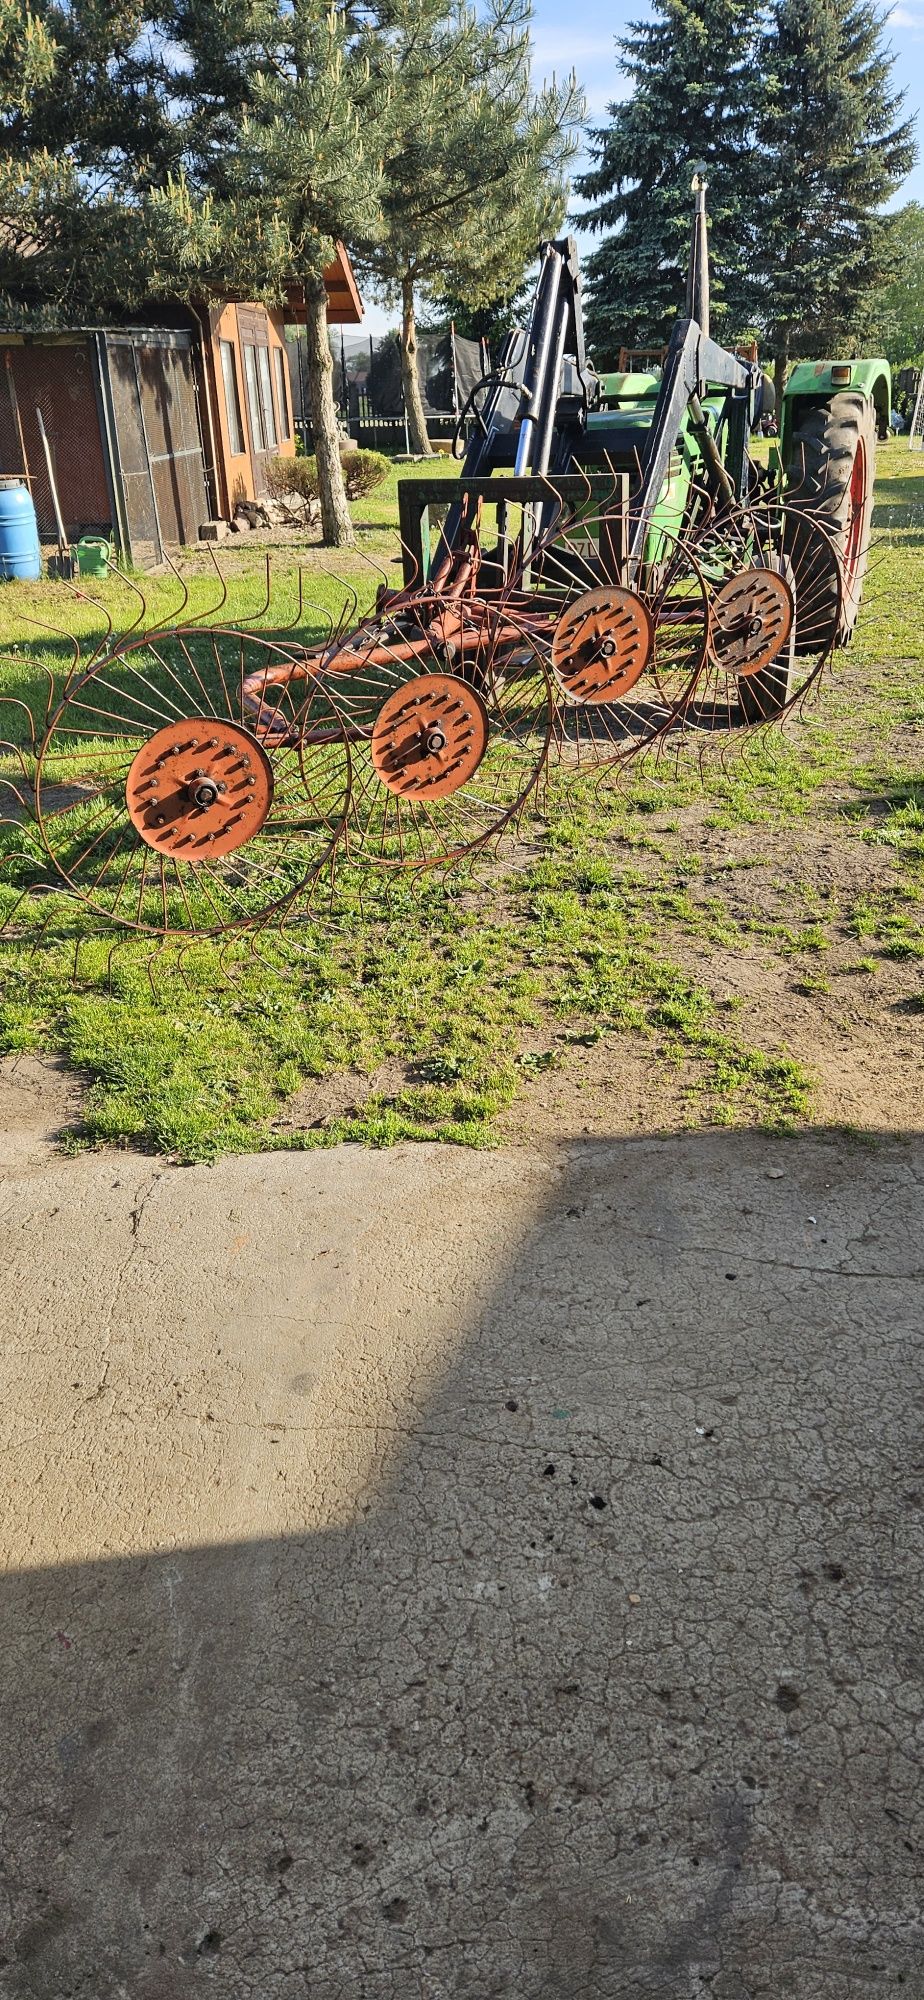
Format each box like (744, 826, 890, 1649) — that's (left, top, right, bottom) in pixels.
(0, 441, 922, 1160)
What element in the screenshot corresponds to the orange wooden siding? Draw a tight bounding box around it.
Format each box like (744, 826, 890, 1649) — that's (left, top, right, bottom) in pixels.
(205, 303, 296, 512)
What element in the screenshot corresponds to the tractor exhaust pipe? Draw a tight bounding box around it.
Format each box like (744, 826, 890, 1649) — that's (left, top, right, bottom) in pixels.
(686, 170, 710, 339)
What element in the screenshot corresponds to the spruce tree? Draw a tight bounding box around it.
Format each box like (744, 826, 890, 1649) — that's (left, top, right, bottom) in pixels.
(574, 0, 758, 364)
(353, 0, 582, 454)
(756, 0, 916, 393)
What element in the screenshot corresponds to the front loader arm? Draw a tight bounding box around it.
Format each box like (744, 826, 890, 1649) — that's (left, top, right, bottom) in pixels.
(628, 319, 756, 563)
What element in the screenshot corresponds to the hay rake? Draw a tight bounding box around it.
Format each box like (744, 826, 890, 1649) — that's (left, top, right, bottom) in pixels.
(0, 181, 886, 946)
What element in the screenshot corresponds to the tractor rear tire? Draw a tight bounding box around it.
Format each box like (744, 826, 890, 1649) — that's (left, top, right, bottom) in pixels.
(784, 391, 877, 651)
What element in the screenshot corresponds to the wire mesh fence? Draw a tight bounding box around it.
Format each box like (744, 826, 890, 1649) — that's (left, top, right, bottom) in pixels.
(285, 326, 489, 453)
(901, 367, 924, 450)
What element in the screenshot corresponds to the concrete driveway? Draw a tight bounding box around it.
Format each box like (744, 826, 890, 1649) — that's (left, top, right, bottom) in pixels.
(1, 1057, 922, 1997)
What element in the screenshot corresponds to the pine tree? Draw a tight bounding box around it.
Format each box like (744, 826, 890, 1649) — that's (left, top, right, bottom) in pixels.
(574, 0, 758, 365)
(353, 0, 582, 454)
(155, 0, 390, 545)
(756, 0, 916, 393)
(0, 0, 175, 322)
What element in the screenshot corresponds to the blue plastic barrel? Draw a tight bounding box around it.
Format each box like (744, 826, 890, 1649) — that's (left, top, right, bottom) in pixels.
(0, 479, 40, 580)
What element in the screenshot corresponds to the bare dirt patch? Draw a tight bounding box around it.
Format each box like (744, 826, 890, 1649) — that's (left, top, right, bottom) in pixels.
(272, 1058, 413, 1134)
(500, 809, 924, 1143)
(0, 1052, 84, 1172)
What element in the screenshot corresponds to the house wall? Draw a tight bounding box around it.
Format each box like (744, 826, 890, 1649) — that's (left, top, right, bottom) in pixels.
(206, 304, 295, 514)
(0, 301, 306, 548)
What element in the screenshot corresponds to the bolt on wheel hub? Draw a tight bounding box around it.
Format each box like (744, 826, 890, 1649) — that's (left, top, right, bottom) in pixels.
(551, 586, 653, 703)
(709, 567, 794, 678)
(125, 719, 274, 857)
(370, 673, 489, 798)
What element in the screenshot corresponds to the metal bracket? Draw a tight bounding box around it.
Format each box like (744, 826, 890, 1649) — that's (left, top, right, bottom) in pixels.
(397, 473, 628, 589)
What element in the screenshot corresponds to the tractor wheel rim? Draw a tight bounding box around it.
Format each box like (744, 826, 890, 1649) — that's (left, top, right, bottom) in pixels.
(844, 441, 867, 595)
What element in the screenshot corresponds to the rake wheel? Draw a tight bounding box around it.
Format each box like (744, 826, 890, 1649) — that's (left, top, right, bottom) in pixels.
(682, 495, 841, 726)
(304, 590, 554, 870)
(33, 628, 350, 935)
(480, 512, 711, 771)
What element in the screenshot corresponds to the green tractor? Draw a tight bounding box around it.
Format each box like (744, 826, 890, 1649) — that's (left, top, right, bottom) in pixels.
(590, 349, 888, 656)
(385, 175, 888, 725)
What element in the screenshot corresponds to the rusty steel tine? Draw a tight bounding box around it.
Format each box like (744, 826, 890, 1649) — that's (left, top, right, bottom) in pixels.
(148, 552, 189, 633)
(300, 589, 334, 643)
(256, 553, 273, 623)
(15, 611, 83, 691)
(263, 564, 308, 637)
(0, 776, 34, 818)
(34, 661, 64, 738)
(61, 582, 115, 673)
(598, 451, 621, 515)
(345, 543, 392, 593)
(315, 565, 358, 641)
(145, 937, 171, 1001)
(0, 706, 38, 762)
(393, 528, 423, 592)
(99, 562, 153, 647)
(184, 545, 229, 628)
(0, 883, 42, 936)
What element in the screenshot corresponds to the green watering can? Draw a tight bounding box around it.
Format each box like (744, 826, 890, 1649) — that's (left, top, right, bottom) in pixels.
(70, 535, 113, 579)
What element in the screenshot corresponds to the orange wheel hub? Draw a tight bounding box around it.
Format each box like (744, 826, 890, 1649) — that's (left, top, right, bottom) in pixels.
(370, 674, 489, 799)
(551, 586, 653, 702)
(709, 567, 793, 677)
(125, 719, 273, 858)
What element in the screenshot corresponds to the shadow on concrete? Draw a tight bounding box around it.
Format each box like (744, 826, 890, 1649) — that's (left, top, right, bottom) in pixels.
(2, 1130, 923, 1998)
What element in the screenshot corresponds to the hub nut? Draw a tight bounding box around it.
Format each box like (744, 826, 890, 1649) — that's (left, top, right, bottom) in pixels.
(190, 777, 220, 809)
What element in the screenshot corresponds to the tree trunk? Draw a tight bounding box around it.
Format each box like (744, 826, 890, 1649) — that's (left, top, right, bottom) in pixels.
(302, 270, 354, 548)
(773, 333, 789, 410)
(401, 272, 433, 457)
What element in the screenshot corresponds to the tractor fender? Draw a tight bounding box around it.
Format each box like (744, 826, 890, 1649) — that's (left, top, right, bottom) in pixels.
(783, 358, 892, 444)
